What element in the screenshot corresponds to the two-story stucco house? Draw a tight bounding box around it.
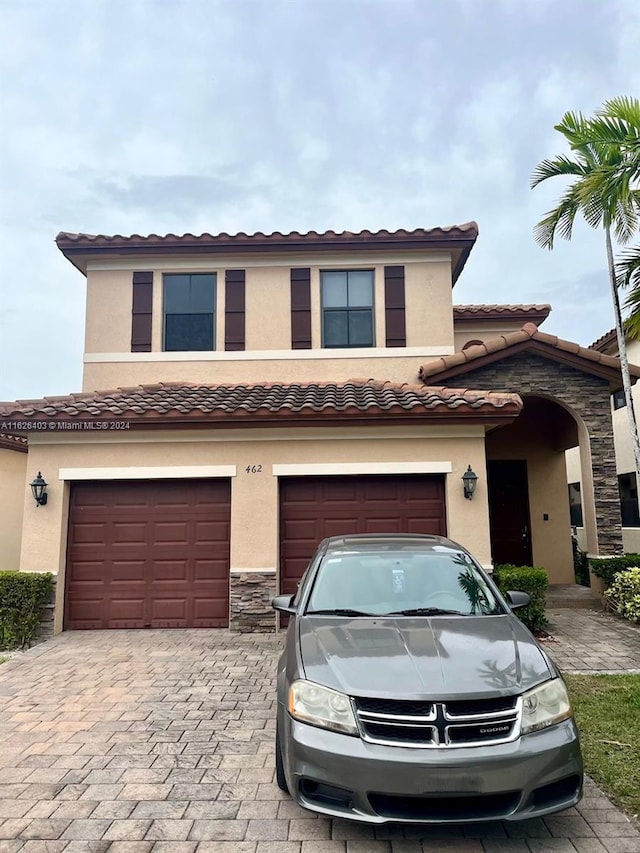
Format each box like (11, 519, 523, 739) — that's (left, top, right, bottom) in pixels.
(1, 224, 636, 633)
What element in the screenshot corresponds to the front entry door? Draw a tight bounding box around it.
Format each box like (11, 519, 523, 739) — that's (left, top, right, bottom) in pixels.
(487, 460, 533, 566)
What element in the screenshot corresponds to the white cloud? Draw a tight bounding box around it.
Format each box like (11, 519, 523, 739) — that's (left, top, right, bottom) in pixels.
(0, 0, 638, 398)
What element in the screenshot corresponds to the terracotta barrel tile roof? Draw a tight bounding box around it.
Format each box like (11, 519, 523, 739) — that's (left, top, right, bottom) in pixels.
(453, 304, 551, 325)
(55, 224, 479, 283)
(419, 323, 639, 387)
(0, 380, 521, 426)
(0, 433, 28, 452)
(56, 223, 478, 249)
(590, 327, 617, 352)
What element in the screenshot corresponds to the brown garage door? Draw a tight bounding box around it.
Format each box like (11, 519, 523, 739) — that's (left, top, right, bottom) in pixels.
(65, 479, 231, 629)
(279, 475, 446, 598)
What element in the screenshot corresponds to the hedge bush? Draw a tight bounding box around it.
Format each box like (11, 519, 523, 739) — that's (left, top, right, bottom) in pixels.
(603, 567, 640, 624)
(493, 564, 549, 633)
(0, 571, 54, 650)
(589, 554, 640, 587)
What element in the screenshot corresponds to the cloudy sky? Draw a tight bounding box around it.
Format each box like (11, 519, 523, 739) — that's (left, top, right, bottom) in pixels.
(0, 0, 638, 400)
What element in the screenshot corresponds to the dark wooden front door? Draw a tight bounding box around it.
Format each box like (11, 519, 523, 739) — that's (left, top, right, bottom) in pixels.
(65, 479, 231, 629)
(487, 460, 533, 566)
(279, 475, 447, 600)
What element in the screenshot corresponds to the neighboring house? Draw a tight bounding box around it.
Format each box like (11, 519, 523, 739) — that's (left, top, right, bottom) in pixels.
(567, 329, 640, 555)
(0, 434, 27, 570)
(0, 224, 636, 633)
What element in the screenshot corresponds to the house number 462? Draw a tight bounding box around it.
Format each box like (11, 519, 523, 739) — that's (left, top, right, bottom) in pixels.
(245, 464, 263, 474)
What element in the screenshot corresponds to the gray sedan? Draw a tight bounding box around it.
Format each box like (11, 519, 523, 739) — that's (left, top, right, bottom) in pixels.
(272, 533, 583, 824)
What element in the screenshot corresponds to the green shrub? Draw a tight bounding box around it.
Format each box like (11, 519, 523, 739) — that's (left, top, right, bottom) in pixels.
(590, 554, 640, 587)
(0, 571, 54, 650)
(493, 564, 549, 633)
(603, 568, 640, 623)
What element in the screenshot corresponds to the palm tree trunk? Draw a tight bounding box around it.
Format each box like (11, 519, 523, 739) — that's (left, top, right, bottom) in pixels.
(606, 225, 640, 479)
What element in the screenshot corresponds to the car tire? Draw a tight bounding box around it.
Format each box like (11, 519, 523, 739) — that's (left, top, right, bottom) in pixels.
(275, 724, 289, 793)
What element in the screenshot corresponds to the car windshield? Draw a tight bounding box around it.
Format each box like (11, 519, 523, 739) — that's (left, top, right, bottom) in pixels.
(306, 547, 502, 617)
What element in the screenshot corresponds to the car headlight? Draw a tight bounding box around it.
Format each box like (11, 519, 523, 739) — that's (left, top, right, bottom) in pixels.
(521, 678, 573, 734)
(288, 680, 358, 735)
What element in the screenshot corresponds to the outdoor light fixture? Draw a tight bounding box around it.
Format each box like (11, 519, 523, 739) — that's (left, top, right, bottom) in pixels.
(30, 472, 48, 507)
(462, 465, 478, 500)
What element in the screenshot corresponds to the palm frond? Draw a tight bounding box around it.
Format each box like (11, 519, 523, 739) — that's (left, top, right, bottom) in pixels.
(533, 184, 581, 248)
(598, 96, 640, 126)
(618, 244, 640, 290)
(530, 154, 586, 189)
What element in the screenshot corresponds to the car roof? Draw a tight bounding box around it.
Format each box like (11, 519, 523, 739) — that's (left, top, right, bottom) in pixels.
(322, 533, 465, 553)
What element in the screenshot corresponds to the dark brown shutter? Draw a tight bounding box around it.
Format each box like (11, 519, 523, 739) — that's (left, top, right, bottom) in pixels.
(384, 265, 406, 347)
(290, 268, 312, 349)
(131, 271, 153, 352)
(225, 269, 245, 351)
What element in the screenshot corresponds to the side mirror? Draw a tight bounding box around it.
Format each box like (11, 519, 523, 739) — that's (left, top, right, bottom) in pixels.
(507, 590, 531, 610)
(271, 594, 297, 615)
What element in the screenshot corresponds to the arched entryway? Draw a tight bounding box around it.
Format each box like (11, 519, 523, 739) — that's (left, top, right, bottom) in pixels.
(485, 394, 591, 583)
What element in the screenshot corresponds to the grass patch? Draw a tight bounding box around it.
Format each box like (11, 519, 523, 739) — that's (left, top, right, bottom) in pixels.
(0, 655, 8, 665)
(565, 674, 640, 819)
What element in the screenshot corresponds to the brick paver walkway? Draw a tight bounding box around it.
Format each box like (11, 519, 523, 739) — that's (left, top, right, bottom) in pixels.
(1, 627, 639, 852)
(543, 609, 640, 673)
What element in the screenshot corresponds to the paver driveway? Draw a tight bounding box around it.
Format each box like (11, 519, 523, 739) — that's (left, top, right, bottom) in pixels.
(1, 628, 639, 853)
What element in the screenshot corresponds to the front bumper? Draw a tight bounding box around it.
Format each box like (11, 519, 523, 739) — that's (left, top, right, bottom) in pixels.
(280, 709, 583, 823)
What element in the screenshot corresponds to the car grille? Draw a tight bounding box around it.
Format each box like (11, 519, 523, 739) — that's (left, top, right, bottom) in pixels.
(353, 695, 521, 748)
(368, 790, 521, 820)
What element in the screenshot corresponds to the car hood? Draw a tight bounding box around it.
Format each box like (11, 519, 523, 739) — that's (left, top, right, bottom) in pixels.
(298, 615, 552, 700)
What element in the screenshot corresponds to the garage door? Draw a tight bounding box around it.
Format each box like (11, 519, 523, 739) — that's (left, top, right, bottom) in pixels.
(65, 479, 231, 629)
(279, 475, 446, 598)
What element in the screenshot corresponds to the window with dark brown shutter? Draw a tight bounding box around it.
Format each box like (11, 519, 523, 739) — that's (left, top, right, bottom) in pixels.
(225, 270, 245, 351)
(384, 265, 406, 347)
(131, 271, 153, 352)
(291, 268, 312, 349)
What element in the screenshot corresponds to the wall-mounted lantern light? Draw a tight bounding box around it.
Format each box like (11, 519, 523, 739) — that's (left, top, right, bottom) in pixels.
(462, 465, 478, 500)
(30, 472, 48, 506)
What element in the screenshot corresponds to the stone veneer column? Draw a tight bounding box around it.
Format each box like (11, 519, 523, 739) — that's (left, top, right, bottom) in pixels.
(229, 571, 277, 632)
(460, 353, 623, 556)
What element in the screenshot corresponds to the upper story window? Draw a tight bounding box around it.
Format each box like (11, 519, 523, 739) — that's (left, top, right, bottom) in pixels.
(612, 389, 626, 410)
(618, 473, 640, 527)
(321, 270, 374, 348)
(163, 273, 216, 351)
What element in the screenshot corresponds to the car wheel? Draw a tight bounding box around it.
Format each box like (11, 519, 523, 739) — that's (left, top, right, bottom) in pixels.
(275, 724, 289, 793)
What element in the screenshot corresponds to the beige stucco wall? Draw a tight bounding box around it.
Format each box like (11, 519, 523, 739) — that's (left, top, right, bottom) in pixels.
(0, 448, 28, 570)
(81, 253, 455, 389)
(245, 266, 290, 350)
(453, 321, 534, 352)
(82, 352, 449, 391)
(19, 426, 492, 632)
(405, 261, 453, 348)
(85, 271, 133, 353)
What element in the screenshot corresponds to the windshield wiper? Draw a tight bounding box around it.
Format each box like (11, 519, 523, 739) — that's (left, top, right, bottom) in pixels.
(385, 607, 470, 616)
(306, 608, 377, 617)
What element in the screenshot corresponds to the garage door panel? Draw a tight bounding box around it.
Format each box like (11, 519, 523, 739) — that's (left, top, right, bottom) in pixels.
(151, 560, 188, 581)
(153, 521, 189, 544)
(194, 521, 228, 542)
(194, 560, 228, 581)
(71, 523, 107, 544)
(66, 479, 231, 630)
(280, 475, 446, 595)
(111, 561, 146, 582)
(364, 518, 403, 533)
(112, 522, 148, 544)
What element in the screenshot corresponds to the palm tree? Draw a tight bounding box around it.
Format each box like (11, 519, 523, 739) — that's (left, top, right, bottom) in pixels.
(531, 97, 640, 476)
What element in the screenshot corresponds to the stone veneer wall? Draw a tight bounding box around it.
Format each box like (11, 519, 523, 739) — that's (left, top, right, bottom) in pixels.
(229, 572, 277, 632)
(460, 352, 623, 555)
